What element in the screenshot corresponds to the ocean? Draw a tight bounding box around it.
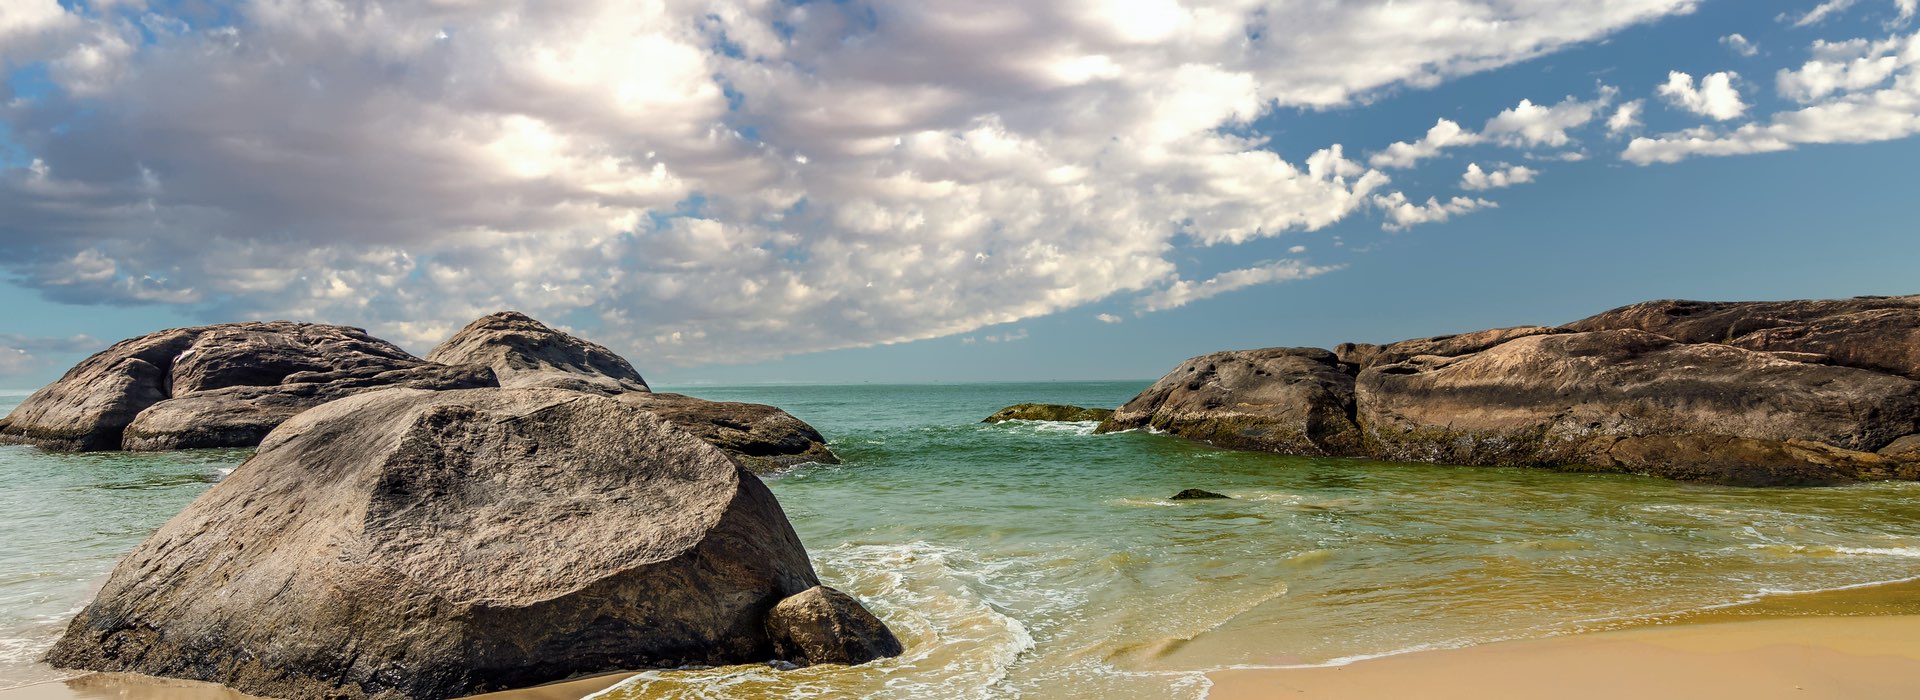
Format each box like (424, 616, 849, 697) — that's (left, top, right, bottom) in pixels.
(5, 382, 1920, 698)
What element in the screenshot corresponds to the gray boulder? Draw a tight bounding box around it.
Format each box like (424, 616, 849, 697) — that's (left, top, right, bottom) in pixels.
(616, 392, 838, 474)
(766, 586, 906, 666)
(1096, 347, 1364, 457)
(426, 312, 650, 395)
(0, 322, 494, 452)
(45, 387, 900, 700)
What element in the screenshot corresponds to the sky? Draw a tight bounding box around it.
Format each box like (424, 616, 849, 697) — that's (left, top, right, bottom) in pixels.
(0, 0, 1916, 387)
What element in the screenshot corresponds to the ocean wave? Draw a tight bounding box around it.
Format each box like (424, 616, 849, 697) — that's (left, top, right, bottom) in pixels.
(979, 420, 1100, 437)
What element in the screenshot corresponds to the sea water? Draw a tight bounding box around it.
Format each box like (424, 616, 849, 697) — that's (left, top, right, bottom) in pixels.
(5, 383, 1920, 698)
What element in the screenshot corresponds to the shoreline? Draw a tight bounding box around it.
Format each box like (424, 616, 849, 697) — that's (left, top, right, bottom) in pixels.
(8, 577, 1920, 700)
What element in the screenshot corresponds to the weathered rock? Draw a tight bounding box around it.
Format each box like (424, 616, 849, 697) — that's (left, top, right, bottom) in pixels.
(617, 392, 840, 473)
(1096, 348, 1364, 457)
(1357, 330, 1920, 485)
(1335, 326, 1563, 370)
(1564, 295, 1920, 380)
(1881, 435, 1920, 462)
(426, 312, 650, 395)
(765, 586, 905, 667)
(0, 322, 492, 452)
(982, 403, 1115, 423)
(1170, 489, 1231, 500)
(45, 387, 897, 700)
(121, 364, 498, 451)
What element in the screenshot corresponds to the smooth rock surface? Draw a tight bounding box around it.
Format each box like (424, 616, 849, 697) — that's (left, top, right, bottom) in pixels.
(1096, 348, 1364, 457)
(1335, 326, 1562, 370)
(765, 586, 905, 667)
(983, 403, 1115, 423)
(1565, 295, 1920, 380)
(617, 392, 840, 473)
(45, 387, 893, 700)
(426, 312, 650, 395)
(0, 322, 492, 452)
(1356, 330, 1920, 485)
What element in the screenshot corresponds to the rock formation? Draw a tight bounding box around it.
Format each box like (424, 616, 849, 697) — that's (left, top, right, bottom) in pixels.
(1170, 489, 1231, 500)
(0, 322, 495, 451)
(1098, 348, 1364, 457)
(429, 313, 837, 472)
(45, 387, 900, 700)
(766, 586, 907, 666)
(982, 403, 1115, 423)
(426, 311, 650, 395)
(1109, 295, 1920, 485)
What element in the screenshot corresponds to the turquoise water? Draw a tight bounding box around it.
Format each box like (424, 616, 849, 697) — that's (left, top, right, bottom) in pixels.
(6, 383, 1920, 698)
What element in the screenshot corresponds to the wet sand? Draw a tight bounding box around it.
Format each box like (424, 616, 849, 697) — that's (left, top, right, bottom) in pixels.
(9, 580, 1920, 700)
(1205, 615, 1920, 699)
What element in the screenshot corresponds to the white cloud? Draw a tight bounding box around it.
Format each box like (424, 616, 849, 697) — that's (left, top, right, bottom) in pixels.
(1460, 163, 1539, 190)
(1370, 119, 1484, 169)
(1287, 245, 1308, 253)
(1792, 0, 1859, 27)
(1901, 0, 1919, 25)
(1482, 92, 1614, 147)
(1721, 33, 1759, 57)
(1657, 71, 1749, 120)
(1777, 34, 1913, 102)
(1608, 99, 1646, 134)
(0, 333, 101, 377)
(1136, 260, 1343, 313)
(0, 1, 1702, 366)
(1627, 29, 1920, 164)
(1095, 313, 1122, 324)
(1373, 193, 1498, 231)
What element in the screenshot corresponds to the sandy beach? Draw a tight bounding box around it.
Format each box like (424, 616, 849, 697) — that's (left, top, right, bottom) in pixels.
(1206, 615, 1920, 700)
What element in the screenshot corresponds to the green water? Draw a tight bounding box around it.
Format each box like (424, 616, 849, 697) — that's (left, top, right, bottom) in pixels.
(5, 383, 1920, 698)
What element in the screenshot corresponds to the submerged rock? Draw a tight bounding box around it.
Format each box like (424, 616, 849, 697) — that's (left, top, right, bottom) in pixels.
(45, 387, 899, 700)
(0, 322, 495, 452)
(766, 586, 906, 666)
(1096, 348, 1364, 457)
(618, 392, 839, 473)
(1170, 489, 1231, 500)
(427, 311, 651, 395)
(982, 403, 1115, 423)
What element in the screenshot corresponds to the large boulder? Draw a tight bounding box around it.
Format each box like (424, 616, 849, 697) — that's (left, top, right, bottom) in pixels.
(1096, 348, 1364, 457)
(1335, 326, 1563, 370)
(45, 387, 900, 700)
(0, 322, 495, 452)
(1356, 330, 1920, 485)
(982, 403, 1114, 423)
(617, 392, 840, 473)
(426, 312, 650, 395)
(1564, 295, 1920, 380)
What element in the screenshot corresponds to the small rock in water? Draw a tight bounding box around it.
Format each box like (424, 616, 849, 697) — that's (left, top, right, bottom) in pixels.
(983, 403, 1114, 423)
(766, 585, 906, 666)
(1171, 489, 1231, 500)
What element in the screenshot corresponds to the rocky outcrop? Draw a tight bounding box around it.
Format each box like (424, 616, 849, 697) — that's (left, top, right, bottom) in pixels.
(45, 387, 899, 700)
(426, 312, 650, 395)
(983, 403, 1115, 423)
(1114, 295, 1920, 485)
(1096, 348, 1364, 457)
(766, 586, 906, 667)
(0, 322, 496, 452)
(1564, 295, 1920, 380)
(618, 392, 839, 473)
(1170, 489, 1231, 500)
(1357, 330, 1920, 485)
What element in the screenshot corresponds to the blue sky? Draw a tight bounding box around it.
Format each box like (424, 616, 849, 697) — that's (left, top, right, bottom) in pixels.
(1, 0, 1916, 387)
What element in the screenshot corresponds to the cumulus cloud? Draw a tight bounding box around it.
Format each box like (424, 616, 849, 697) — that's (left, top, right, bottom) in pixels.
(1482, 93, 1614, 147)
(1460, 163, 1539, 190)
(1721, 33, 1759, 57)
(1608, 99, 1646, 134)
(1625, 30, 1920, 164)
(1135, 260, 1343, 313)
(1373, 193, 1498, 231)
(0, 1, 1701, 366)
(1777, 34, 1912, 101)
(1370, 119, 1484, 169)
(1095, 313, 1122, 324)
(1658, 71, 1749, 120)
